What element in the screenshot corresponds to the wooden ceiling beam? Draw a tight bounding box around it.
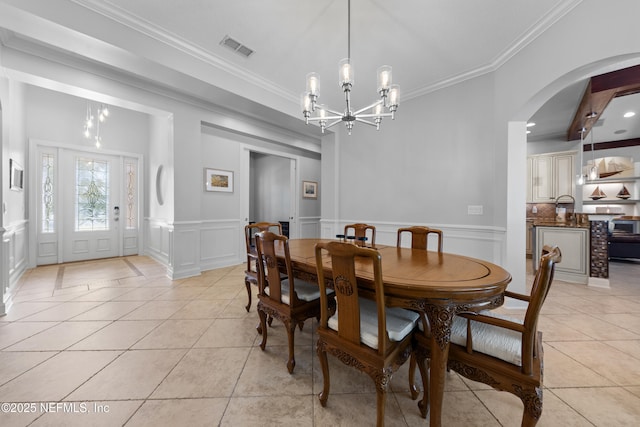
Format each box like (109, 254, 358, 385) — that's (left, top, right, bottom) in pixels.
(583, 137, 640, 152)
(567, 64, 640, 141)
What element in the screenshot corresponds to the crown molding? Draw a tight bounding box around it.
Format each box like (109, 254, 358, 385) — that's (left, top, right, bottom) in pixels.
(404, 0, 583, 100)
(71, 0, 581, 105)
(70, 0, 298, 104)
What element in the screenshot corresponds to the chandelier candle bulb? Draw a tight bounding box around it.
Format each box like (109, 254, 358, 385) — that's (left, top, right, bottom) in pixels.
(319, 107, 327, 133)
(339, 59, 353, 87)
(306, 72, 320, 96)
(301, 92, 312, 120)
(377, 65, 392, 93)
(389, 85, 400, 112)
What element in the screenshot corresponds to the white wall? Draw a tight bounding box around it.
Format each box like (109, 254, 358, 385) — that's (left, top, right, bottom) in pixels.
(196, 123, 322, 273)
(321, 69, 505, 262)
(0, 78, 27, 314)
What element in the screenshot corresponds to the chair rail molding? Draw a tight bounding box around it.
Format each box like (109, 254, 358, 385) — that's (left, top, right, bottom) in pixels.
(320, 219, 507, 265)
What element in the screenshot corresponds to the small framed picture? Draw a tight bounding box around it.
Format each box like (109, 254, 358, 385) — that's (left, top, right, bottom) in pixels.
(10, 159, 24, 191)
(204, 168, 233, 192)
(302, 180, 318, 199)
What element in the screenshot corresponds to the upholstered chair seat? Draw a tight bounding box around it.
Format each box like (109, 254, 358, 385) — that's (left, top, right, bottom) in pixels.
(328, 298, 419, 350)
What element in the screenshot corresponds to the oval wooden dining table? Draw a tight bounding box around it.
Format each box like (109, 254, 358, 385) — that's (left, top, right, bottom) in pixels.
(279, 238, 512, 427)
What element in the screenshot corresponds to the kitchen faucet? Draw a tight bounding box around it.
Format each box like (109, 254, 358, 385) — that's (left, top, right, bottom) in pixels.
(555, 194, 576, 222)
(555, 194, 575, 211)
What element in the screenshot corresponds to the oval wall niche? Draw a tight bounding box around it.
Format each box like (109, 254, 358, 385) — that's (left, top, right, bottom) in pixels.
(156, 165, 165, 205)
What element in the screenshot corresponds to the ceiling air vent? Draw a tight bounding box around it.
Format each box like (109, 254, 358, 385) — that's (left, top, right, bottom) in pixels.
(220, 35, 254, 58)
(594, 118, 605, 127)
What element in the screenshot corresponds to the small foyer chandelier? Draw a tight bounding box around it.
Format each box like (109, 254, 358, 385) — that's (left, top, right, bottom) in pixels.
(301, 0, 399, 135)
(83, 103, 110, 148)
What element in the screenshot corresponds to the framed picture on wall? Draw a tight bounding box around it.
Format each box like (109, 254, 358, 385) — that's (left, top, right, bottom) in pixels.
(204, 168, 233, 192)
(302, 180, 318, 199)
(9, 159, 24, 191)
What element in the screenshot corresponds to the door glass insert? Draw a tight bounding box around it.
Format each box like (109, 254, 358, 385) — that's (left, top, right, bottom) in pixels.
(125, 160, 137, 229)
(76, 158, 109, 231)
(41, 153, 55, 233)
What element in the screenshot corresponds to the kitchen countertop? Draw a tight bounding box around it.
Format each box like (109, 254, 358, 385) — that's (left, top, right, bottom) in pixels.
(532, 220, 590, 229)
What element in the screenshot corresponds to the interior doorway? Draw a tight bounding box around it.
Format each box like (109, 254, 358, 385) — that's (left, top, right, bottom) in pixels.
(249, 152, 295, 237)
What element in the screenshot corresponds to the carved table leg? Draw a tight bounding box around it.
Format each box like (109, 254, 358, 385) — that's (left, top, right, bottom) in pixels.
(422, 303, 455, 427)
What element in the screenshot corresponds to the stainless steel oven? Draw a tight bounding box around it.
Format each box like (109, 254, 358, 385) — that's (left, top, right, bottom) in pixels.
(612, 219, 640, 234)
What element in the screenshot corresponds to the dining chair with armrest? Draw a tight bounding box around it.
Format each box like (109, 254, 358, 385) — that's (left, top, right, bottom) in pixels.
(243, 221, 282, 312)
(396, 226, 443, 252)
(314, 241, 425, 427)
(255, 231, 335, 374)
(344, 223, 376, 247)
(411, 245, 561, 425)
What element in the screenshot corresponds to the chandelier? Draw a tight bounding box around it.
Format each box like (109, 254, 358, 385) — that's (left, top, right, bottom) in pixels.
(83, 102, 110, 148)
(301, 0, 399, 135)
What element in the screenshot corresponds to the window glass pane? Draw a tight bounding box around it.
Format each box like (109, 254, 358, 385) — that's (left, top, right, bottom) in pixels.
(76, 158, 109, 231)
(125, 161, 137, 229)
(41, 153, 55, 233)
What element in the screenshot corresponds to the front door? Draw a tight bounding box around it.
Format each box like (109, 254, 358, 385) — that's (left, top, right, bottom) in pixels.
(35, 145, 140, 265)
(62, 152, 120, 262)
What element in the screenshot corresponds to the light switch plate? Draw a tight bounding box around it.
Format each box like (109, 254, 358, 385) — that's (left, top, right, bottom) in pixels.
(468, 205, 483, 215)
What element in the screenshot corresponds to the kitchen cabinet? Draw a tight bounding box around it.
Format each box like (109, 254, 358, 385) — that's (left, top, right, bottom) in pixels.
(526, 220, 533, 256)
(527, 151, 576, 203)
(533, 225, 589, 284)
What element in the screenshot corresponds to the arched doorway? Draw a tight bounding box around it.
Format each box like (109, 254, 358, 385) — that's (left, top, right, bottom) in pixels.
(506, 54, 640, 298)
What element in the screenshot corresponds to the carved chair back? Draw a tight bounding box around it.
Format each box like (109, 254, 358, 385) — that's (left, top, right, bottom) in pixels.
(344, 223, 376, 247)
(396, 226, 443, 252)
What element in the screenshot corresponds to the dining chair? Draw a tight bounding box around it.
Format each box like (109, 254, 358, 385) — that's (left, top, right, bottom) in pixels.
(396, 226, 443, 252)
(314, 241, 424, 427)
(344, 223, 376, 247)
(255, 231, 335, 374)
(411, 245, 561, 425)
(243, 221, 282, 312)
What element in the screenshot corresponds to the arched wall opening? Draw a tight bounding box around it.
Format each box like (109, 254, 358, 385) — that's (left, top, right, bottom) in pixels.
(506, 53, 640, 300)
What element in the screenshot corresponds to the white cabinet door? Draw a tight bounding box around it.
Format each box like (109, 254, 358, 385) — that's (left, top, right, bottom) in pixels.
(531, 155, 554, 202)
(528, 152, 576, 203)
(554, 154, 575, 198)
(526, 157, 533, 203)
(534, 226, 588, 283)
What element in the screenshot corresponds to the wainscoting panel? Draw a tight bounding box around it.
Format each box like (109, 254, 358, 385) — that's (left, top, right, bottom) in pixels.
(299, 217, 321, 238)
(144, 218, 244, 280)
(1, 220, 29, 316)
(200, 220, 242, 272)
(171, 223, 201, 279)
(144, 218, 172, 268)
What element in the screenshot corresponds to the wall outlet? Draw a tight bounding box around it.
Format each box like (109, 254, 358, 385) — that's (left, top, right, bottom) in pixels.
(468, 205, 483, 215)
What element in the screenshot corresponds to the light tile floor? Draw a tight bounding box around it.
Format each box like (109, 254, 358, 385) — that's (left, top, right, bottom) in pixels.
(1, 256, 639, 426)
